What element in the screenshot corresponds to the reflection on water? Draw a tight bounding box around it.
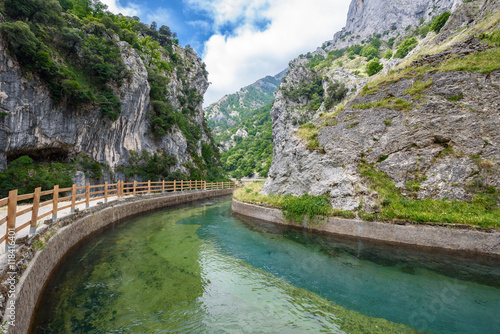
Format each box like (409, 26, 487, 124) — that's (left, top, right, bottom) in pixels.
(32, 197, 500, 333)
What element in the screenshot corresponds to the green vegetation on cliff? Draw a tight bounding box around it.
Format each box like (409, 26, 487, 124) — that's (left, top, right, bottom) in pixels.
(220, 103, 274, 178)
(0, 0, 225, 183)
(0, 155, 96, 198)
(0, 0, 210, 147)
(358, 163, 500, 229)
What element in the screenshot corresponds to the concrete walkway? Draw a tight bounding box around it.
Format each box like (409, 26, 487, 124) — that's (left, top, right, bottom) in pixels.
(0, 194, 132, 254)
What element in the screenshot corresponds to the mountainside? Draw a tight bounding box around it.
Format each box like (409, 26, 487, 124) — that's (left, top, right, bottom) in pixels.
(220, 103, 273, 179)
(0, 0, 224, 195)
(205, 69, 286, 144)
(263, 0, 500, 224)
(204, 70, 286, 179)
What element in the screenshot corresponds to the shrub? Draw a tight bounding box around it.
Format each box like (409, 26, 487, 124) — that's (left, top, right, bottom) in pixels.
(360, 45, 379, 60)
(324, 81, 348, 110)
(383, 49, 393, 59)
(431, 11, 451, 33)
(394, 37, 418, 58)
(366, 59, 383, 76)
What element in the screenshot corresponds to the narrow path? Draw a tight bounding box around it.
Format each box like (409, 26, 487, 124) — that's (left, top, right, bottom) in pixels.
(0, 194, 132, 254)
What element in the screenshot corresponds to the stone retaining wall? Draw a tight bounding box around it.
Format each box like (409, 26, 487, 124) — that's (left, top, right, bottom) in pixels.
(8, 189, 233, 334)
(232, 199, 500, 257)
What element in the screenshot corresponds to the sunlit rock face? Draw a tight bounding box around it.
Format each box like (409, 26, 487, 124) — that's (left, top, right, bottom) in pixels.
(263, 0, 500, 211)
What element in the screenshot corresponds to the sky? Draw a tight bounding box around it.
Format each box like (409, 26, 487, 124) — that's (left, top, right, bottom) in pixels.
(101, 0, 352, 106)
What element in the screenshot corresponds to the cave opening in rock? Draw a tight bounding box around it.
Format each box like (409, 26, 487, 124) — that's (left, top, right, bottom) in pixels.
(6, 147, 72, 164)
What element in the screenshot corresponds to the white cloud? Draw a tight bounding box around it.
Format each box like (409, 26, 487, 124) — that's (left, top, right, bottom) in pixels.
(200, 0, 351, 106)
(101, 0, 141, 17)
(185, 0, 270, 31)
(187, 20, 211, 30)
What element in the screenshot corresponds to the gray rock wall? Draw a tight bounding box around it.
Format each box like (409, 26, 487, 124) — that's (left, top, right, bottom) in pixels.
(0, 38, 209, 173)
(263, 0, 500, 211)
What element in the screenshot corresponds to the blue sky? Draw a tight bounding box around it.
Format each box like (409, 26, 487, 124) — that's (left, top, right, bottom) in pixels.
(102, 0, 351, 105)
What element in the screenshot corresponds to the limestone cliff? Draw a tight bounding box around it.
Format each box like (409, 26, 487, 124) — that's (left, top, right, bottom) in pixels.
(0, 7, 219, 181)
(263, 0, 500, 214)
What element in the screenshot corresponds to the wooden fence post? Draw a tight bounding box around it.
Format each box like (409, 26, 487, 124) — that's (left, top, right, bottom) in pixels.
(133, 180, 137, 196)
(204, 180, 206, 190)
(86, 183, 90, 208)
(71, 184, 77, 213)
(181, 180, 183, 191)
(148, 180, 151, 194)
(5, 190, 18, 251)
(52, 185, 59, 222)
(174, 180, 176, 192)
(162, 180, 165, 193)
(30, 187, 41, 234)
(104, 181, 108, 204)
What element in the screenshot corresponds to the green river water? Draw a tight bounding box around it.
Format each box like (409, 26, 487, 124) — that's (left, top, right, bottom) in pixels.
(32, 196, 500, 333)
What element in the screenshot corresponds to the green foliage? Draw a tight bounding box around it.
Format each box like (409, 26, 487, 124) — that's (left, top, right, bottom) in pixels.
(307, 54, 325, 69)
(326, 48, 345, 62)
(283, 75, 324, 111)
(117, 150, 176, 180)
(431, 11, 451, 34)
(479, 30, 500, 46)
(220, 103, 274, 178)
(80, 34, 126, 87)
(394, 37, 418, 58)
(366, 59, 383, 76)
(387, 37, 396, 49)
(359, 163, 500, 229)
(0, 2, 126, 118)
(234, 183, 356, 224)
(0, 156, 74, 198)
(96, 91, 121, 121)
(296, 123, 321, 151)
(415, 25, 430, 38)
(360, 45, 379, 60)
(0, 0, 224, 179)
(405, 79, 433, 95)
(324, 81, 348, 110)
(282, 194, 332, 224)
(447, 93, 464, 102)
(383, 49, 393, 59)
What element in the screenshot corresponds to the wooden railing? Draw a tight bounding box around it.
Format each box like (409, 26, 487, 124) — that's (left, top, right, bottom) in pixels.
(0, 180, 237, 248)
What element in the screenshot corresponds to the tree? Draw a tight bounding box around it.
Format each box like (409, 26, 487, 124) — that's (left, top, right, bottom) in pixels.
(366, 59, 383, 76)
(150, 21, 157, 31)
(159, 25, 172, 37)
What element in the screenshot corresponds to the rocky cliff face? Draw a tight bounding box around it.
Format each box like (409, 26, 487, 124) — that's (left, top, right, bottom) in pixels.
(0, 38, 209, 175)
(323, 0, 463, 52)
(263, 0, 500, 212)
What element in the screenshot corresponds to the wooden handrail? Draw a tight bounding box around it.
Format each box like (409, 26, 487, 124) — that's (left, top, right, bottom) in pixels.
(0, 179, 237, 246)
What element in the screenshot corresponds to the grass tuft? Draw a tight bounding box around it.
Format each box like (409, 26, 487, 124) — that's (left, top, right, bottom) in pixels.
(351, 97, 413, 111)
